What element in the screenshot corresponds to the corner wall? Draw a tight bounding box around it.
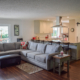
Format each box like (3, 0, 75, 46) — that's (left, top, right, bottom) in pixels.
(69, 19, 76, 43)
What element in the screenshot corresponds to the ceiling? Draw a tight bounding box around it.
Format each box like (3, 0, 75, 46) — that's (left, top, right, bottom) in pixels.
(0, 0, 80, 20)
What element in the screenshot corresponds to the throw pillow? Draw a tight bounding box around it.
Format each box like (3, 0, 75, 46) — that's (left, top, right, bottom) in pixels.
(20, 42, 27, 49)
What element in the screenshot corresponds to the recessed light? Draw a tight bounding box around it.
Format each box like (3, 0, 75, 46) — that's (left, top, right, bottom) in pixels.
(47, 19, 49, 21)
(54, 20, 56, 22)
(67, 16, 69, 18)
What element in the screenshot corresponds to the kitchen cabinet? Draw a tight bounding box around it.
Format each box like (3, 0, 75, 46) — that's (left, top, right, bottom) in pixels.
(40, 21, 47, 33)
(34, 20, 53, 34)
(61, 27, 69, 34)
(49, 22, 53, 33)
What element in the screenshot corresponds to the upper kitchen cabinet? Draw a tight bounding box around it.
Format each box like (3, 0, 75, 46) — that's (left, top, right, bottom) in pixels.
(48, 22, 53, 33)
(40, 21, 47, 33)
(61, 27, 69, 34)
(61, 23, 69, 34)
(34, 20, 53, 34)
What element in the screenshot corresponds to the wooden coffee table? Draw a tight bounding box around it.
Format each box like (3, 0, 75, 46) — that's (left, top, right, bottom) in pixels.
(53, 54, 70, 75)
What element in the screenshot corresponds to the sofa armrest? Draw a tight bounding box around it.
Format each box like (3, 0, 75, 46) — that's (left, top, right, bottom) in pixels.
(46, 52, 60, 60)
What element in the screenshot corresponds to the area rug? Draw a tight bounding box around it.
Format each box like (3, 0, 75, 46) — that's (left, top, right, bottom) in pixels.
(16, 63, 43, 74)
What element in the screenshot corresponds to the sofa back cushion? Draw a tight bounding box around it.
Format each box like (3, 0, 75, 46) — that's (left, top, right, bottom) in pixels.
(0, 44, 4, 51)
(3, 43, 16, 51)
(27, 41, 31, 49)
(29, 42, 37, 51)
(15, 42, 21, 49)
(37, 43, 46, 53)
(45, 44, 59, 54)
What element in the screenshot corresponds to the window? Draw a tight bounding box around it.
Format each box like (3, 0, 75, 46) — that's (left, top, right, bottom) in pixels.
(0, 26, 9, 43)
(52, 27, 60, 38)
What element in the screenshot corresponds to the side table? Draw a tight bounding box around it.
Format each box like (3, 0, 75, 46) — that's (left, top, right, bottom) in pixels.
(53, 54, 70, 75)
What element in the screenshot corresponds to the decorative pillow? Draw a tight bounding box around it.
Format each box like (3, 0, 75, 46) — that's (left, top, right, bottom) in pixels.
(20, 42, 27, 49)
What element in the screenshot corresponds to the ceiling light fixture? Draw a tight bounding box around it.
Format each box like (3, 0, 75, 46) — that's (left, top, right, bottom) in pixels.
(54, 20, 56, 22)
(47, 19, 49, 21)
(67, 16, 69, 18)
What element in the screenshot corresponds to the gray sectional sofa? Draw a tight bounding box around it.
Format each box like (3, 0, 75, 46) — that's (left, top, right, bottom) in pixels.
(0, 41, 60, 70)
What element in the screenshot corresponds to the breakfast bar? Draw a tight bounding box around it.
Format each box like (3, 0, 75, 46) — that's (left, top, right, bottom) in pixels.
(32, 39, 80, 60)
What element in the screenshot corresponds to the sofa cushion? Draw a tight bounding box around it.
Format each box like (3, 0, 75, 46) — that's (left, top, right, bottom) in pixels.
(0, 49, 25, 56)
(6, 49, 25, 53)
(15, 42, 21, 49)
(37, 43, 46, 53)
(0, 52, 8, 56)
(0, 44, 4, 51)
(27, 41, 31, 49)
(35, 54, 46, 63)
(29, 42, 37, 51)
(0, 54, 20, 60)
(45, 44, 59, 54)
(3, 43, 16, 51)
(20, 50, 34, 57)
(0, 50, 21, 56)
(14, 49, 24, 52)
(27, 52, 43, 59)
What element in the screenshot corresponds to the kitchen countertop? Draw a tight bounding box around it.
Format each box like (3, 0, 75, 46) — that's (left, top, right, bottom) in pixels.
(35, 39, 80, 44)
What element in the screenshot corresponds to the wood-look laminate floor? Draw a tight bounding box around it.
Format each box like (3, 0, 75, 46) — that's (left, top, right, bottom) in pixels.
(0, 60, 80, 80)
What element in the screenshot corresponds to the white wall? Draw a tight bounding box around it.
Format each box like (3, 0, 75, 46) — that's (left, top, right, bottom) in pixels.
(0, 19, 34, 42)
(22, 20, 34, 41)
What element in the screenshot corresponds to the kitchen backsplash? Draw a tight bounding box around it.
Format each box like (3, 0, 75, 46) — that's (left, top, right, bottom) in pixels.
(35, 33, 52, 40)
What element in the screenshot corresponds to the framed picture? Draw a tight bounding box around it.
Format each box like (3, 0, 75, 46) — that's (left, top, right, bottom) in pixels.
(14, 25, 19, 36)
